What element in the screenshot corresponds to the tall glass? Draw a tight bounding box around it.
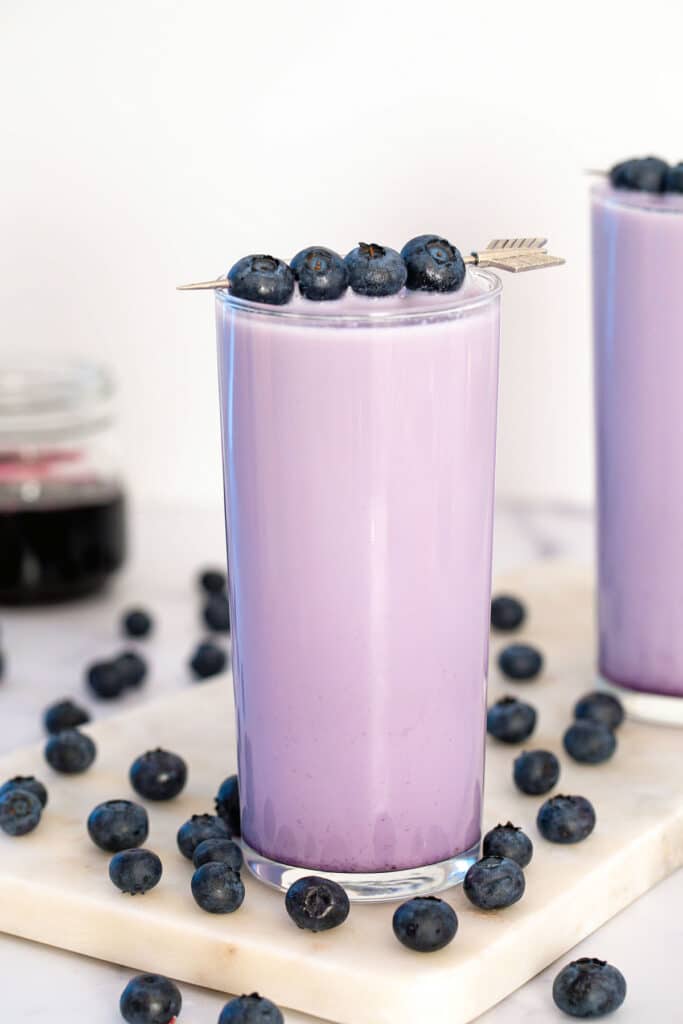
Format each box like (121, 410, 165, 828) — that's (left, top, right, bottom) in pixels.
(593, 183, 683, 725)
(215, 272, 501, 900)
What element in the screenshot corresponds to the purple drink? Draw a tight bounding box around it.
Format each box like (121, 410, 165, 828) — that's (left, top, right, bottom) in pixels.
(592, 182, 683, 723)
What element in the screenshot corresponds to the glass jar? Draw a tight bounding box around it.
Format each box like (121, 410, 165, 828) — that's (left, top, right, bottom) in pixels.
(0, 358, 127, 604)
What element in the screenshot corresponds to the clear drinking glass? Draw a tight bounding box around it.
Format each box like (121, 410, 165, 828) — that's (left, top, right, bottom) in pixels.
(215, 272, 502, 900)
(592, 183, 683, 725)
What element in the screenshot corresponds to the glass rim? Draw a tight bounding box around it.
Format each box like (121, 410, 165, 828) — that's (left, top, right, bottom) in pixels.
(214, 267, 502, 326)
(591, 181, 683, 216)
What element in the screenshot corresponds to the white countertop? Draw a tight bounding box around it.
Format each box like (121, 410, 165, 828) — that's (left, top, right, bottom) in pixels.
(0, 500, 680, 1023)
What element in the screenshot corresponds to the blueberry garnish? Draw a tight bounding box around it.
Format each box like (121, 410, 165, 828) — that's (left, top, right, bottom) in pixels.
(129, 748, 187, 801)
(0, 787, 42, 836)
(122, 608, 153, 639)
(482, 822, 533, 868)
(537, 794, 596, 844)
(192, 837, 243, 871)
(609, 156, 669, 193)
(191, 862, 245, 913)
(573, 691, 624, 731)
(290, 246, 349, 301)
(120, 973, 182, 1024)
(490, 594, 526, 631)
(344, 242, 407, 297)
(177, 813, 231, 860)
(463, 856, 525, 910)
(392, 896, 458, 952)
(115, 650, 148, 689)
(228, 255, 295, 306)
(109, 848, 162, 894)
(513, 749, 560, 795)
(665, 162, 683, 193)
(199, 568, 227, 594)
(400, 234, 466, 292)
(189, 641, 227, 680)
(498, 643, 543, 681)
(563, 721, 617, 765)
(487, 696, 537, 743)
(218, 993, 284, 1024)
(285, 875, 350, 932)
(44, 698, 90, 735)
(0, 774, 48, 808)
(215, 774, 241, 836)
(553, 957, 627, 1018)
(87, 659, 126, 700)
(45, 728, 96, 774)
(87, 799, 149, 852)
(203, 593, 230, 633)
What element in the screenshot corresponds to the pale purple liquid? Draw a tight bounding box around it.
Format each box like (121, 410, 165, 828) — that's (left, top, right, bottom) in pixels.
(216, 273, 501, 872)
(593, 184, 683, 698)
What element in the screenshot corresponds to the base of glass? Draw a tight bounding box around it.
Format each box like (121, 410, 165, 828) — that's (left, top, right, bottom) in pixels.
(241, 840, 480, 903)
(599, 674, 683, 727)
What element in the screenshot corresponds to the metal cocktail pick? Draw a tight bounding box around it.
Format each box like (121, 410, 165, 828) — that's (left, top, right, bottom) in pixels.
(177, 237, 564, 291)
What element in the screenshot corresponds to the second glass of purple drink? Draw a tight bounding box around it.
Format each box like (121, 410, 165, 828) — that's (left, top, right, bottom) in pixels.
(215, 275, 501, 900)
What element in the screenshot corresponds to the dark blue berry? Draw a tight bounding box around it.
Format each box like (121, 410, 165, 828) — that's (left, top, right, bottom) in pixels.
(400, 234, 466, 292)
(537, 794, 596, 844)
(487, 696, 536, 743)
(177, 813, 231, 859)
(563, 721, 617, 765)
(665, 162, 683, 193)
(344, 242, 407, 297)
(203, 593, 230, 633)
(109, 848, 162, 894)
(609, 156, 669, 193)
(574, 691, 624, 731)
(87, 799, 149, 852)
(0, 775, 48, 808)
(193, 837, 243, 871)
(115, 651, 148, 688)
(87, 659, 126, 700)
(392, 896, 458, 952)
(199, 568, 226, 594)
(228, 255, 295, 306)
(482, 823, 533, 868)
(191, 862, 244, 913)
(285, 875, 350, 932)
(120, 974, 182, 1024)
(130, 748, 187, 801)
(45, 728, 96, 774)
(122, 608, 153, 638)
(513, 749, 560, 795)
(189, 642, 227, 679)
(463, 856, 525, 910)
(215, 774, 241, 836)
(491, 594, 526, 631)
(44, 698, 90, 734)
(218, 993, 284, 1024)
(291, 246, 349, 301)
(498, 643, 543, 681)
(0, 787, 42, 836)
(553, 958, 626, 1018)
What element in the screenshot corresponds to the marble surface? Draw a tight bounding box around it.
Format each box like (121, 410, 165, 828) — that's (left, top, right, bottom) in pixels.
(0, 500, 681, 1023)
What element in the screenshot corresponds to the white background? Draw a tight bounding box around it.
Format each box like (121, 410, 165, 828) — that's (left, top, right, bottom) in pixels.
(2, 0, 682, 510)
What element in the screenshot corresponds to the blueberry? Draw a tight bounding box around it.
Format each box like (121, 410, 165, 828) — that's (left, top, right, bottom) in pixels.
(87, 799, 149, 852)
(199, 568, 227, 594)
(45, 728, 96, 774)
(0, 775, 48, 808)
(189, 642, 227, 680)
(86, 660, 126, 700)
(285, 875, 350, 932)
(203, 593, 231, 633)
(109, 848, 162, 894)
(513, 749, 560, 795)
(215, 774, 241, 836)
(344, 242, 407, 297)
(563, 721, 617, 765)
(44, 698, 90, 734)
(177, 813, 231, 859)
(609, 156, 669, 193)
(291, 246, 349, 301)
(537, 794, 596, 844)
(482, 822, 533, 868)
(392, 896, 458, 952)
(463, 856, 525, 910)
(218, 993, 284, 1024)
(665, 162, 683, 193)
(120, 974, 182, 1024)
(193, 837, 243, 871)
(498, 643, 543, 681)
(228, 254, 295, 306)
(115, 651, 148, 689)
(122, 608, 153, 638)
(0, 787, 42, 836)
(490, 594, 526, 631)
(400, 234, 466, 293)
(130, 748, 187, 801)
(191, 862, 244, 913)
(574, 691, 624, 731)
(553, 957, 627, 1018)
(487, 696, 537, 743)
